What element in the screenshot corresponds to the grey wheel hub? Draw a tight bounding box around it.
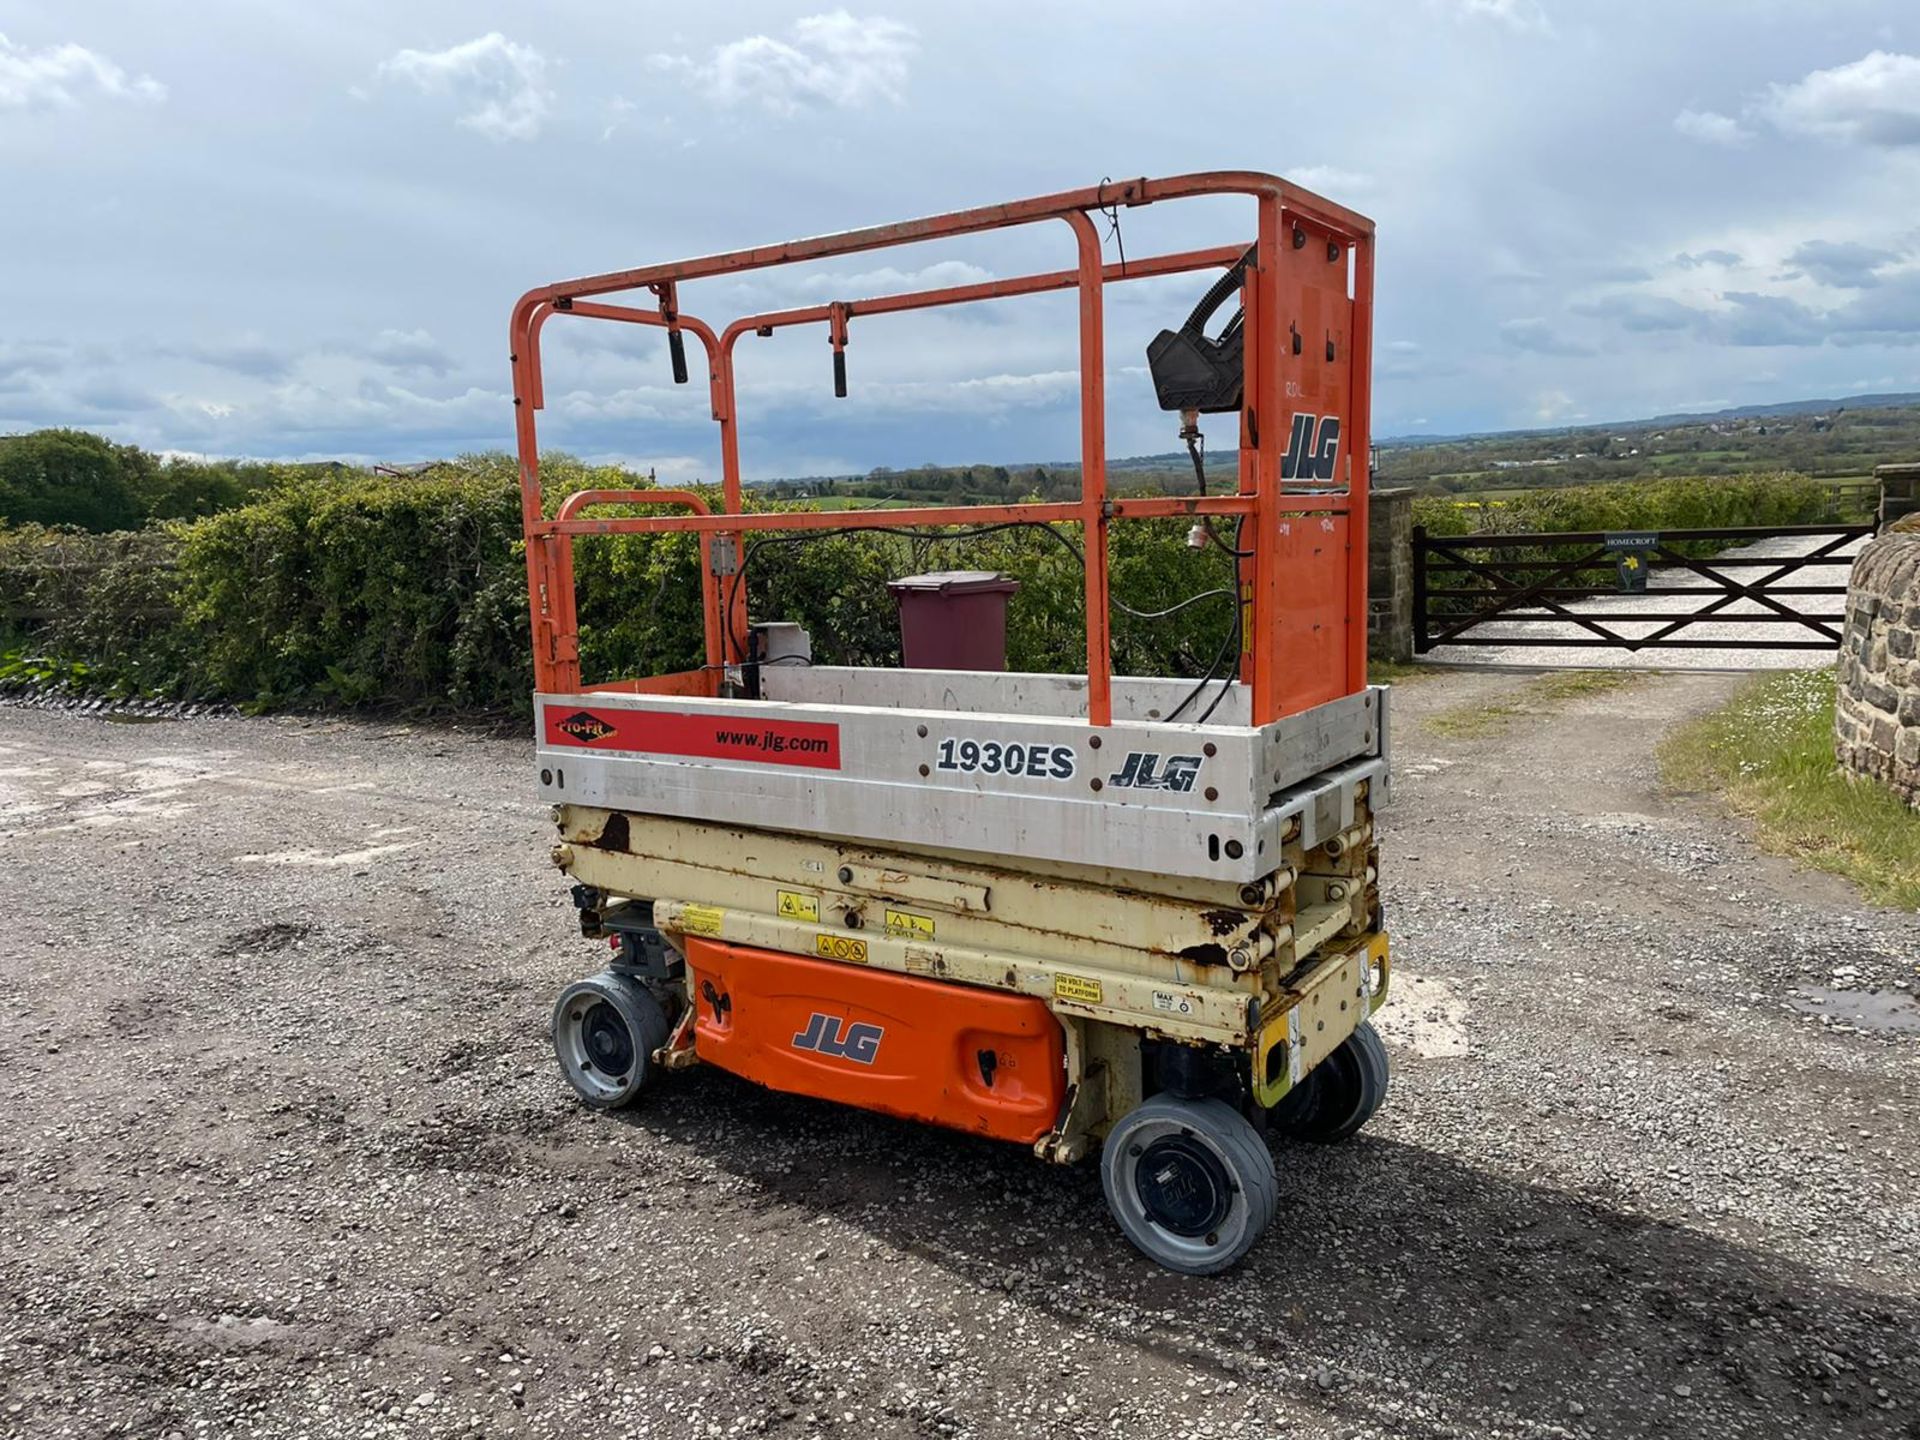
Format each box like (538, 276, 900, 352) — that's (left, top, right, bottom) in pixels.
(552, 971, 667, 1109)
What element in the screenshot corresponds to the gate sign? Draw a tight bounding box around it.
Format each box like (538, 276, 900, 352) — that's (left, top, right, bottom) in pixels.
(1605, 530, 1658, 593)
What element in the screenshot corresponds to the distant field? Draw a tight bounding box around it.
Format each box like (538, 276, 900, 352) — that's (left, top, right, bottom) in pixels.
(796, 496, 916, 510)
(1377, 397, 1919, 494)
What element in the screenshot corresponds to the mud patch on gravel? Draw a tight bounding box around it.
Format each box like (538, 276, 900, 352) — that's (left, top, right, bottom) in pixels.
(103, 987, 179, 1038)
(436, 1035, 516, 1076)
(176, 1312, 310, 1352)
(1530, 811, 1728, 875)
(383, 1110, 527, 1174)
(219, 920, 313, 955)
(267, 1090, 353, 1143)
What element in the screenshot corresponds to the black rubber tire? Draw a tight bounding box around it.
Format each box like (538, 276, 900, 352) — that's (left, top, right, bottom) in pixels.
(1272, 1020, 1389, 1143)
(551, 970, 671, 1110)
(1100, 1095, 1279, 1275)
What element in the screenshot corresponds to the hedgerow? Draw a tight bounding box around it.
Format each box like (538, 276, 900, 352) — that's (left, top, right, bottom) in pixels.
(1411, 472, 1835, 539)
(0, 461, 1845, 716)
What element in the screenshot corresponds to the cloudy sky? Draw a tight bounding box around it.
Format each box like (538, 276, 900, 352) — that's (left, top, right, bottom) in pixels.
(3, 1, 1918, 482)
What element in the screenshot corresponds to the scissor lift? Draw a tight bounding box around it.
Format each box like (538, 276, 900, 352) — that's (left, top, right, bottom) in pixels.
(512, 172, 1391, 1273)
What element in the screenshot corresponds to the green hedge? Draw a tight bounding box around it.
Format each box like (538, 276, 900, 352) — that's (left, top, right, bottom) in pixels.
(1, 463, 1842, 716)
(1412, 472, 1835, 539)
(0, 454, 1240, 715)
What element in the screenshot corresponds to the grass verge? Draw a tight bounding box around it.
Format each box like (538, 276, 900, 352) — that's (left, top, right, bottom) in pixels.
(1426, 668, 1642, 738)
(1368, 659, 1436, 686)
(1660, 669, 1920, 910)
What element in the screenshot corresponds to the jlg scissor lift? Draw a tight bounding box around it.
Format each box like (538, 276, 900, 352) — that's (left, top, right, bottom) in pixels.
(512, 172, 1391, 1273)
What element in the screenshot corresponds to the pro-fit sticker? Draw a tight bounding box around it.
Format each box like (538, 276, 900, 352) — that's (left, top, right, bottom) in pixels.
(555, 711, 615, 744)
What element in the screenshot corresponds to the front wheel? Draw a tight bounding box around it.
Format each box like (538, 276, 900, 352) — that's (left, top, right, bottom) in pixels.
(1272, 1020, 1389, 1143)
(1101, 1095, 1278, 1274)
(551, 971, 671, 1109)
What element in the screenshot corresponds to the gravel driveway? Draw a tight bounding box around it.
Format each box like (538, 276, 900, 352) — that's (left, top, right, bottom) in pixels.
(2, 671, 1917, 1440)
(1426, 531, 1866, 669)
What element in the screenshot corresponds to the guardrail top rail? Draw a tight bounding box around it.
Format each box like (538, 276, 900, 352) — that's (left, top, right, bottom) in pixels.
(509, 171, 1376, 727)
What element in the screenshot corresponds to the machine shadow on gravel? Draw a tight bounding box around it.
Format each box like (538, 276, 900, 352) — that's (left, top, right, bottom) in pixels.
(613, 1069, 1919, 1440)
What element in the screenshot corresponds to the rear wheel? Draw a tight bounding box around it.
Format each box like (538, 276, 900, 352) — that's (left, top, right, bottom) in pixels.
(1272, 1020, 1389, 1143)
(552, 971, 670, 1109)
(1101, 1095, 1278, 1275)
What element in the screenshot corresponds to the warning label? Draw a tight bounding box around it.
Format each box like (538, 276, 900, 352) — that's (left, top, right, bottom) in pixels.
(815, 933, 869, 964)
(681, 903, 724, 937)
(778, 890, 820, 922)
(883, 908, 935, 941)
(1053, 974, 1104, 1005)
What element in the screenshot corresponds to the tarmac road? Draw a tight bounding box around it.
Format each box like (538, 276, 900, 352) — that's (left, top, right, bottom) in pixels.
(1, 669, 1917, 1440)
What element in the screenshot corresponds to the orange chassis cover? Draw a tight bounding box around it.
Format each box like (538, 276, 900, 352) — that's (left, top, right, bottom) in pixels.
(685, 938, 1066, 1144)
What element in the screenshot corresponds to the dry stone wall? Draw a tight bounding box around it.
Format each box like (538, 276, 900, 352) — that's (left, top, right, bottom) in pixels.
(1836, 521, 1920, 806)
(1368, 487, 1414, 664)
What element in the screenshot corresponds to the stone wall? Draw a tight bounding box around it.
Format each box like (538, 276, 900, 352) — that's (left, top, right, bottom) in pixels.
(1836, 521, 1920, 806)
(1368, 486, 1415, 664)
(1880, 462, 1920, 530)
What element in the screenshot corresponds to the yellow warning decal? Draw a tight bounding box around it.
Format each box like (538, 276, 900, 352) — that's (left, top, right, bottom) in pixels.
(1053, 973, 1104, 1005)
(778, 890, 820, 922)
(883, 908, 935, 941)
(815, 933, 869, 964)
(682, 903, 724, 937)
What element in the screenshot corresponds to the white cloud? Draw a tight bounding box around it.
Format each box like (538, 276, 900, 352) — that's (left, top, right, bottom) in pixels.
(650, 11, 917, 118)
(1532, 389, 1579, 422)
(1499, 317, 1595, 357)
(167, 338, 292, 379)
(18, 7, 1920, 464)
(1574, 291, 1698, 333)
(0, 32, 164, 109)
(1762, 50, 1920, 146)
(1674, 248, 1742, 270)
(377, 33, 550, 142)
(360, 328, 456, 375)
(856, 368, 1078, 416)
(769, 259, 993, 302)
(1288, 165, 1376, 195)
(1439, 0, 1549, 33)
(1784, 239, 1903, 289)
(1673, 107, 1750, 145)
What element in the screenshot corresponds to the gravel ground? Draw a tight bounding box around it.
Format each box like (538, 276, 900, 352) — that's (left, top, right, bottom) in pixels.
(1427, 531, 1865, 670)
(2, 670, 1918, 1440)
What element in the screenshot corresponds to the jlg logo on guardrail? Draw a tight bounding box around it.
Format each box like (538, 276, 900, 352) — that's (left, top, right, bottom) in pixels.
(1281, 413, 1341, 482)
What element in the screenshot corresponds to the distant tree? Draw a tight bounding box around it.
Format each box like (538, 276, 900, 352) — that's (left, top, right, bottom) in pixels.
(134, 458, 284, 522)
(0, 429, 150, 532)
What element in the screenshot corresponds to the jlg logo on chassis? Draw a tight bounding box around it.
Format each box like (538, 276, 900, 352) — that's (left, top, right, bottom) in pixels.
(1109, 752, 1202, 792)
(791, 1012, 883, 1064)
(1281, 413, 1341, 482)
